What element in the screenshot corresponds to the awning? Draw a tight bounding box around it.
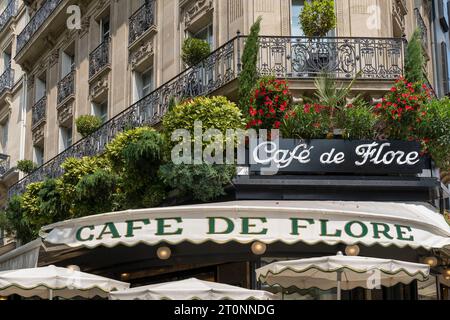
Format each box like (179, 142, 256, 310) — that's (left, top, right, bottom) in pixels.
(41, 201, 450, 252)
(0, 239, 42, 272)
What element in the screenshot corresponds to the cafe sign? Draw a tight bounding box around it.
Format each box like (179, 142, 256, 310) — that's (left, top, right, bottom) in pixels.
(249, 140, 426, 174)
(42, 203, 450, 251)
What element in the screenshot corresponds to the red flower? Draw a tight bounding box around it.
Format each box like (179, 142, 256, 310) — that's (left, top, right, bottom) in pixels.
(274, 121, 281, 129)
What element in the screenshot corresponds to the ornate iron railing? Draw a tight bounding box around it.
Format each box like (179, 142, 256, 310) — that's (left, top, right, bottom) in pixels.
(16, 0, 64, 54)
(8, 36, 406, 197)
(414, 8, 429, 52)
(57, 70, 75, 104)
(254, 36, 405, 79)
(0, 154, 10, 177)
(129, 0, 156, 44)
(0, 0, 16, 33)
(89, 38, 110, 79)
(0, 66, 14, 96)
(32, 96, 47, 127)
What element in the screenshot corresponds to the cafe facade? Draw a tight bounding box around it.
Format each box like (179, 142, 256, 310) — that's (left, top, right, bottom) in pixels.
(1, 138, 448, 300)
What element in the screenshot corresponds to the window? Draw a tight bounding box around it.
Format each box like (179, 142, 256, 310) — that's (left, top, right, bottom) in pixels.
(92, 102, 108, 123)
(291, 0, 305, 36)
(134, 68, 154, 101)
(100, 16, 110, 43)
(441, 42, 449, 96)
(0, 118, 8, 153)
(61, 46, 75, 79)
(35, 75, 46, 102)
(3, 51, 11, 71)
(438, 0, 449, 32)
(192, 24, 214, 48)
(59, 126, 73, 152)
(33, 146, 44, 167)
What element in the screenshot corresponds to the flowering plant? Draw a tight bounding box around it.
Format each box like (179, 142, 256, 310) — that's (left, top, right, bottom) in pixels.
(246, 77, 291, 130)
(374, 77, 433, 139)
(281, 103, 330, 139)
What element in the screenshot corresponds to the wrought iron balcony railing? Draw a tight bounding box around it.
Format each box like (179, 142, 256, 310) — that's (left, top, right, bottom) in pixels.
(57, 70, 75, 104)
(0, 0, 17, 33)
(89, 39, 110, 79)
(16, 0, 64, 54)
(0, 66, 14, 96)
(32, 96, 47, 127)
(414, 8, 429, 52)
(7, 36, 406, 198)
(0, 154, 10, 177)
(129, 0, 156, 44)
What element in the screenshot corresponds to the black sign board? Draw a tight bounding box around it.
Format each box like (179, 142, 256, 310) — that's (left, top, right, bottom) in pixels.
(248, 139, 426, 175)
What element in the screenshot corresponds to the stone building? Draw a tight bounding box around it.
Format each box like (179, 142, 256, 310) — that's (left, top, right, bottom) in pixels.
(0, 0, 441, 244)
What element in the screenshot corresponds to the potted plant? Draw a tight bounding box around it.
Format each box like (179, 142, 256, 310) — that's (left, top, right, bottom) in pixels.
(299, 0, 337, 75)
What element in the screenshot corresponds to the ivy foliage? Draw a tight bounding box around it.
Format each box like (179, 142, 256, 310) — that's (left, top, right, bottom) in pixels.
(159, 163, 236, 202)
(1, 98, 242, 243)
(238, 16, 262, 114)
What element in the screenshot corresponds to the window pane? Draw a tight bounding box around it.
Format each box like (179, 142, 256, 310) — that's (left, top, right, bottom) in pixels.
(291, 0, 305, 36)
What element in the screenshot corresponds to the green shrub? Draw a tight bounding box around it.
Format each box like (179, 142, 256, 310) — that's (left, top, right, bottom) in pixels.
(163, 96, 245, 149)
(238, 16, 262, 113)
(300, 0, 336, 37)
(76, 115, 103, 138)
(159, 163, 236, 202)
(336, 101, 379, 140)
(416, 97, 450, 170)
(105, 127, 163, 171)
(17, 160, 38, 174)
(73, 169, 119, 218)
(182, 38, 211, 67)
(281, 104, 330, 139)
(405, 29, 425, 84)
(0, 196, 36, 244)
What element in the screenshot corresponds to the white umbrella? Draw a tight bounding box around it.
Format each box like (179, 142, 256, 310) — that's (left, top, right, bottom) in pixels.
(256, 252, 430, 300)
(0, 265, 129, 299)
(109, 278, 276, 300)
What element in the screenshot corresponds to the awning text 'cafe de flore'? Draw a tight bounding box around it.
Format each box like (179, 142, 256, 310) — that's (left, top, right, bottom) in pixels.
(2, 139, 450, 300)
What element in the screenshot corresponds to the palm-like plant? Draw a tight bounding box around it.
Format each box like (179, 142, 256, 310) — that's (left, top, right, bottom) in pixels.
(311, 72, 361, 134)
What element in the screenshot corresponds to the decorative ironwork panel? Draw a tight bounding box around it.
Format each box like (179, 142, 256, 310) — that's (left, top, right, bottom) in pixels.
(0, 0, 16, 33)
(32, 96, 47, 127)
(89, 39, 110, 79)
(0, 154, 10, 177)
(57, 70, 75, 104)
(256, 36, 404, 80)
(16, 0, 64, 53)
(129, 0, 155, 44)
(0, 66, 14, 96)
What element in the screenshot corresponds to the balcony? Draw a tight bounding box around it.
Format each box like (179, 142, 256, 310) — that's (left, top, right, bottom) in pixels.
(0, 0, 17, 34)
(129, 0, 156, 47)
(7, 36, 406, 198)
(89, 39, 111, 81)
(57, 70, 75, 105)
(0, 66, 14, 100)
(32, 96, 47, 128)
(15, 0, 75, 66)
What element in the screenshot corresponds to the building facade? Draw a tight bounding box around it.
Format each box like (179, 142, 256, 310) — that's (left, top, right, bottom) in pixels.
(0, 0, 449, 300)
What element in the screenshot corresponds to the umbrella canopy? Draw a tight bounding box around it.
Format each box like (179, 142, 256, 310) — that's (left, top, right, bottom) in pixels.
(256, 253, 430, 293)
(0, 265, 129, 299)
(109, 278, 276, 300)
